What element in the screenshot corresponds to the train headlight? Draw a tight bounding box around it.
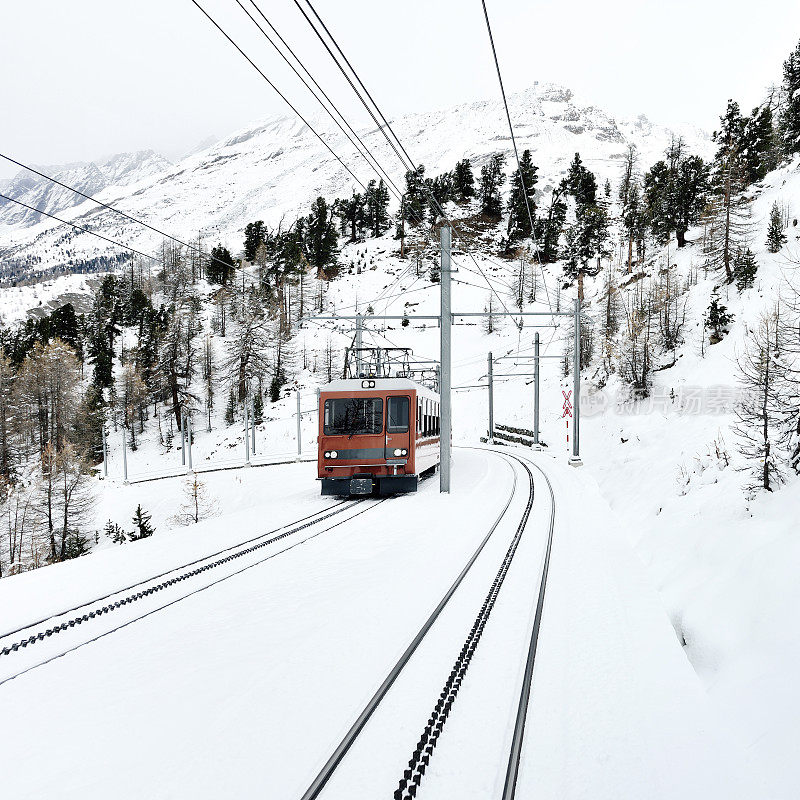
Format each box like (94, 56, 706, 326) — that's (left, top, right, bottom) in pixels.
(401, 449, 407, 456)
(330, 451, 337, 459)
(361, 379, 376, 388)
(393, 448, 402, 457)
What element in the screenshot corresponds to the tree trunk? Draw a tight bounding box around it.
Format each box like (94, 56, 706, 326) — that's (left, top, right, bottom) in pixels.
(676, 228, 687, 248)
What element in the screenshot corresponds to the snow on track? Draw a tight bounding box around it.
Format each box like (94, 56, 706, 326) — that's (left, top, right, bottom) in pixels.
(0, 450, 513, 799)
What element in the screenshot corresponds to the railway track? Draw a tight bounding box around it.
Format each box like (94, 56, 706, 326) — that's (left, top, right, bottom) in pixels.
(299, 447, 556, 800)
(0, 497, 389, 686)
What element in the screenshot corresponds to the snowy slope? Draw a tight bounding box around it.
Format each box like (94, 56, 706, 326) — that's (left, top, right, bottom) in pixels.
(0, 83, 710, 281)
(0, 149, 171, 229)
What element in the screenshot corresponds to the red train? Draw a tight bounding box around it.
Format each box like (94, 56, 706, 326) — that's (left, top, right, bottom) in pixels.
(318, 376, 441, 496)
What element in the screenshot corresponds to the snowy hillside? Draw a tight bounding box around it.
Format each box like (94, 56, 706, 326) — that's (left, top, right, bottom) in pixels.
(0, 149, 171, 229)
(0, 83, 709, 282)
(1, 71, 799, 799)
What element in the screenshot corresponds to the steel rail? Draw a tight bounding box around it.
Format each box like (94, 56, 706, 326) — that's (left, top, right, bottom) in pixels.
(0, 499, 353, 648)
(299, 451, 519, 800)
(0, 499, 391, 687)
(391, 452, 536, 799)
(500, 449, 557, 800)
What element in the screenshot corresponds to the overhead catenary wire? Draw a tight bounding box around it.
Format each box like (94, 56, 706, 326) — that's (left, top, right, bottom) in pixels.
(234, 0, 405, 202)
(0, 153, 235, 272)
(479, 0, 555, 320)
(290, 0, 519, 323)
(189, 0, 372, 196)
(0, 192, 159, 263)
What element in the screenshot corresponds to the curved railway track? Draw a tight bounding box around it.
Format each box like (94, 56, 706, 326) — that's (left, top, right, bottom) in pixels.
(300, 447, 556, 800)
(0, 497, 390, 686)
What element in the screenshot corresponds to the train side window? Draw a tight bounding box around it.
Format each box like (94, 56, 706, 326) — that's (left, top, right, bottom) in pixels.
(387, 396, 409, 433)
(435, 402, 440, 436)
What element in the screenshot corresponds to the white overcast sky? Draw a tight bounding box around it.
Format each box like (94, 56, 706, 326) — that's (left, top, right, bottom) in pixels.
(1, 0, 799, 179)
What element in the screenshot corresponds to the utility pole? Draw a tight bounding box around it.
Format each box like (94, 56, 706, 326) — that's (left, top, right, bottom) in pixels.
(355, 312, 363, 377)
(187, 414, 193, 471)
(440, 225, 452, 493)
(251, 397, 256, 455)
(488, 351, 494, 442)
(570, 298, 583, 466)
(180, 412, 186, 466)
(244, 399, 250, 465)
(296, 390, 302, 460)
(122, 430, 128, 483)
(400, 195, 405, 259)
(533, 332, 541, 449)
(102, 425, 108, 478)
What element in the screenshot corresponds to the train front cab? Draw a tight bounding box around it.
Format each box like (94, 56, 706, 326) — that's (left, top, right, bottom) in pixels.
(318, 381, 439, 497)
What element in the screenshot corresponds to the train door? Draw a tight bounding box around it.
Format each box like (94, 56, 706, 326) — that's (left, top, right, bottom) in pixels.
(386, 395, 411, 465)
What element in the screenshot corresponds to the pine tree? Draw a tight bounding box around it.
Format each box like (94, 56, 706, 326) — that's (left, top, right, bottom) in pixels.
(207, 245, 236, 285)
(767, 201, 787, 252)
(643, 146, 709, 247)
(243, 221, 266, 262)
(780, 39, 800, 156)
(733, 248, 758, 290)
(479, 153, 505, 219)
(534, 186, 567, 263)
(742, 106, 778, 183)
(104, 520, 128, 545)
(225, 387, 236, 425)
(365, 179, 390, 237)
(506, 149, 538, 243)
(252, 390, 264, 425)
(400, 166, 427, 226)
(304, 197, 339, 278)
(131, 504, 155, 540)
(705, 295, 734, 343)
(452, 159, 475, 203)
(564, 153, 597, 209)
(172, 476, 214, 526)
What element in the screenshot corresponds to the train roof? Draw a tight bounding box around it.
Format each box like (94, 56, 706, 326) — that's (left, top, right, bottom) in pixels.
(321, 378, 440, 398)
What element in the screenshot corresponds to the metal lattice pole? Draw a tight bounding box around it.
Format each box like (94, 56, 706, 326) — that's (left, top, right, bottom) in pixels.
(440, 225, 452, 493)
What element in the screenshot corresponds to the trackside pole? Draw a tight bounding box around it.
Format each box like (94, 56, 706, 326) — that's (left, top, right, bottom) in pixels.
(533, 332, 542, 450)
(122, 430, 128, 483)
(296, 390, 302, 460)
(355, 313, 363, 377)
(245, 400, 250, 465)
(180, 413, 186, 466)
(440, 225, 452, 493)
(187, 414, 193, 471)
(569, 298, 583, 466)
(251, 398, 257, 455)
(488, 352, 494, 442)
(102, 426, 108, 477)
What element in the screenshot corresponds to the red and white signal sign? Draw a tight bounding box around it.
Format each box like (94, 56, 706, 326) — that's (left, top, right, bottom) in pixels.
(562, 389, 573, 418)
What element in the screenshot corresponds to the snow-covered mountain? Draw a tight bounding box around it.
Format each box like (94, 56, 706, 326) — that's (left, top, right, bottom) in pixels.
(0, 83, 710, 283)
(0, 149, 171, 229)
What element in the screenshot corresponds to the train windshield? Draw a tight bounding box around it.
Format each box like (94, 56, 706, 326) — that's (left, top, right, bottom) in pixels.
(324, 397, 383, 436)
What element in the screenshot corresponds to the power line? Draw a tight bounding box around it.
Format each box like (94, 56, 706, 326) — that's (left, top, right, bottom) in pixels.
(0, 153, 233, 271)
(0, 192, 159, 262)
(189, 0, 371, 195)
(235, 0, 405, 202)
(479, 0, 554, 317)
(291, 0, 518, 323)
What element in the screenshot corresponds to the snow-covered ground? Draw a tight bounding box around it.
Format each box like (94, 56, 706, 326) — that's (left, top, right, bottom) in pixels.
(0, 448, 765, 799)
